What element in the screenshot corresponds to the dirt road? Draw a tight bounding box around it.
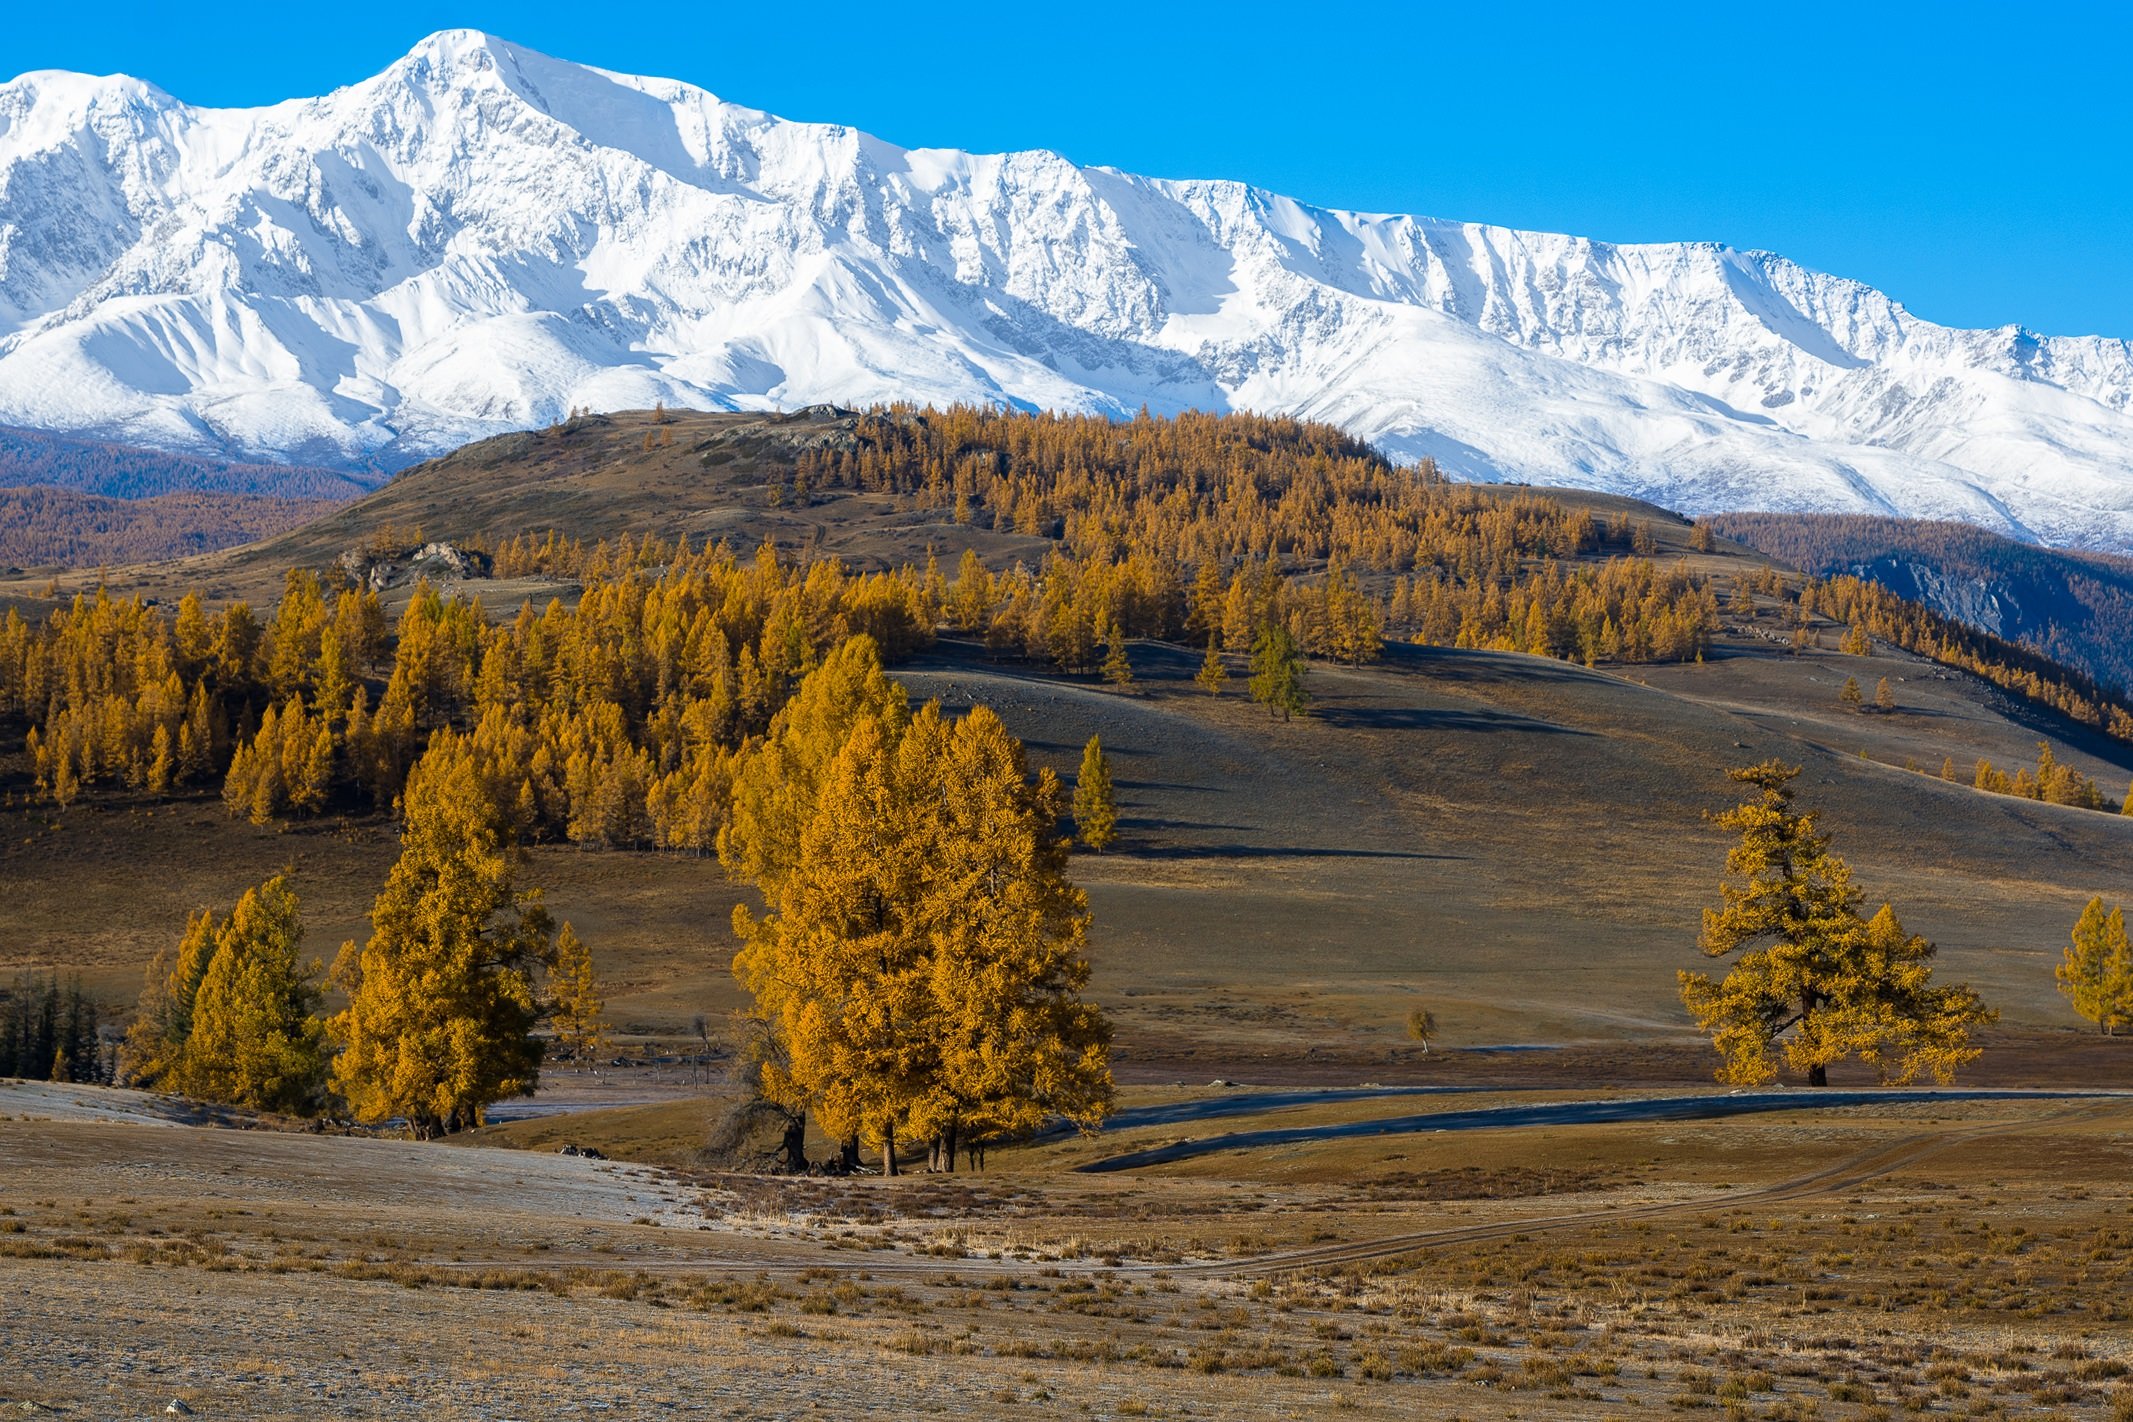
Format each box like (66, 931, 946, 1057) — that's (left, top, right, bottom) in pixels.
(1183, 1099, 2117, 1277)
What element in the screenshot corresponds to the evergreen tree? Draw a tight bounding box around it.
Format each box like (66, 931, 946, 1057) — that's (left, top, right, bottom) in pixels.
(721, 635, 909, 895)
(1840, 675, 1863, 710)
(328, 732, 554, 1137)
(1073, 735, 1117, 851)
(548, 923, 608, 1063)
(120, 909, 222, 1087)
(1248, 621, 1309, 722)
(1100, 625, 1134, 689)
(1873, 676, 1896, 712)
(1680, 761, 1993, 1085)
(733, 699, 1112, 1176)
(0, 975, 99, 1083)
(1196, 636, 1228, 696)
(2058, 897, 2132, 1036)
(174, 875, 328, 1114)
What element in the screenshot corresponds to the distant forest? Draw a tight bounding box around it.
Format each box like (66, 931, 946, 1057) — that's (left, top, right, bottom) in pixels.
(0, 486, 345, 571)
(1706, 512, 2133, 697)
(0, 425, 367, 500)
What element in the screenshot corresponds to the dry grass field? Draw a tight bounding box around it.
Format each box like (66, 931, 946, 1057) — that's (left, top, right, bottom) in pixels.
(7, 409, 2133, 1416)
(6, 1080, 2133, 1418)
(6, 612, 2130, 1074)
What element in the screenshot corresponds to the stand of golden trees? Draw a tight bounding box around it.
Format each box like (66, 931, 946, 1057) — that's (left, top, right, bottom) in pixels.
(726, 639, 1112, 1174)
(121, 875, 327, 1114)
(1808, 573, 2133, 743)
(14, 410, 2131, 847)
(119, 740, 611, 1131)
(1967, 741, 2113, 812)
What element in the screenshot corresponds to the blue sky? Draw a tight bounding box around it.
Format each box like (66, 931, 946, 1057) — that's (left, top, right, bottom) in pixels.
(12, 1, 2130, 339)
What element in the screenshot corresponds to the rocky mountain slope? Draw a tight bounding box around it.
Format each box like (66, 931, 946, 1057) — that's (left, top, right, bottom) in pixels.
(4, 31, 2132, 545)
(1707, 511, 2133, 696)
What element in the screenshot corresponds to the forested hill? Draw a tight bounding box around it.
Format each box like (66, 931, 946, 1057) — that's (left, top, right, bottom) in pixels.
(1706, 512, 2133, 698)
(0, 487, 345, 572)
(0, 426, 370, 502)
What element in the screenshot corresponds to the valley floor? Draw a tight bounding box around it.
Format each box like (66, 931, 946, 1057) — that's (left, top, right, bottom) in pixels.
(7, 1081, 2133, 1419)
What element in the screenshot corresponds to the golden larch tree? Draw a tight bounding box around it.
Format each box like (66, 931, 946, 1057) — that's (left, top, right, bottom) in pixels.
(2058, 897, 2132, 1036)
(908, 705, 1112, 1168)
(175, 874, 328, 1115)
(1072, 734, 1117, 852)
(1680, 761, 1992, 1085)
(733, 714, 935, 1174)
(328, 731, 554, 1138)
(733, 685, 1112, 1176)
(1196, 636, 1228, 696)
(548, 923, 609, 1063)
(120, 908, 223, 1087)
(721, 635, 909, 895)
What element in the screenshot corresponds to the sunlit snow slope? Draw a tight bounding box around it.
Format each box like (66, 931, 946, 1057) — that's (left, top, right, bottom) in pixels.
(4, 31, 2132, 545)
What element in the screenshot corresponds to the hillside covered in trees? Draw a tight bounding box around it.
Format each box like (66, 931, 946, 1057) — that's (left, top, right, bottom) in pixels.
(1707, 511, 2133, 697)
(0, 425, 367, 501)
(5, 406, 2133, 1077)
(7, 407, 2133, 853)
(0, 487, 344, 571)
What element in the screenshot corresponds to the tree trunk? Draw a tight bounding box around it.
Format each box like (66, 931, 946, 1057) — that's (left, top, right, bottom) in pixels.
(1807, 1063, 1828, 1087)
(941, 1121, 958, 1173)
(780, 1114, 807, 1174)
(881, 1121, 898, 1177)
(841, 1134, 860, 1171)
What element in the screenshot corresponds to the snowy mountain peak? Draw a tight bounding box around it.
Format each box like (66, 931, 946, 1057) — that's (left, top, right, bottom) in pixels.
(3, 37, 2132, 547)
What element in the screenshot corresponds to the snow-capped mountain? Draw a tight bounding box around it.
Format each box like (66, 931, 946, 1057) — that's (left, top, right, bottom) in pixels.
(4, 31, 2132, 546)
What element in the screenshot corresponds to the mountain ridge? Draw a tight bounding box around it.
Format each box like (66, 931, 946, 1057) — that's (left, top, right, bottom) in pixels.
(5, 31, 2133, 545)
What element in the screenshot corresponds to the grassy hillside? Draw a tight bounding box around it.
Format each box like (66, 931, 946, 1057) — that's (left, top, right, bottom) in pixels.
(6, 591, 2129, 1076)
(1707, 510, 2133, 696)
(179, 407, 1051, 601)
(5, 408, 2132, 1086)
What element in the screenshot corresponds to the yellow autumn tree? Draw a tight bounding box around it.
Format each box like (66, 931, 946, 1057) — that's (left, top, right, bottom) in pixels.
(328, 731, 554, 1137)
(548, 923, 609, 1063)
(173, 875, 328, 1115)
(721, 634, 909, 893)
(908, 705, 1112, 1168)
(2058, 897, 2132, 1036)
(733, 698, 1112, 1175)
(1072, 734, 1117, 851)
(1680, 761, 1993, 1085)
(734, 714, 934, 1174)
(119, 908, 223, 1087)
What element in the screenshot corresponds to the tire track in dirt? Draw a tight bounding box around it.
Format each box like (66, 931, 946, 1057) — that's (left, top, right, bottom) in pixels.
(1173, 1101, 2116, 1278)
